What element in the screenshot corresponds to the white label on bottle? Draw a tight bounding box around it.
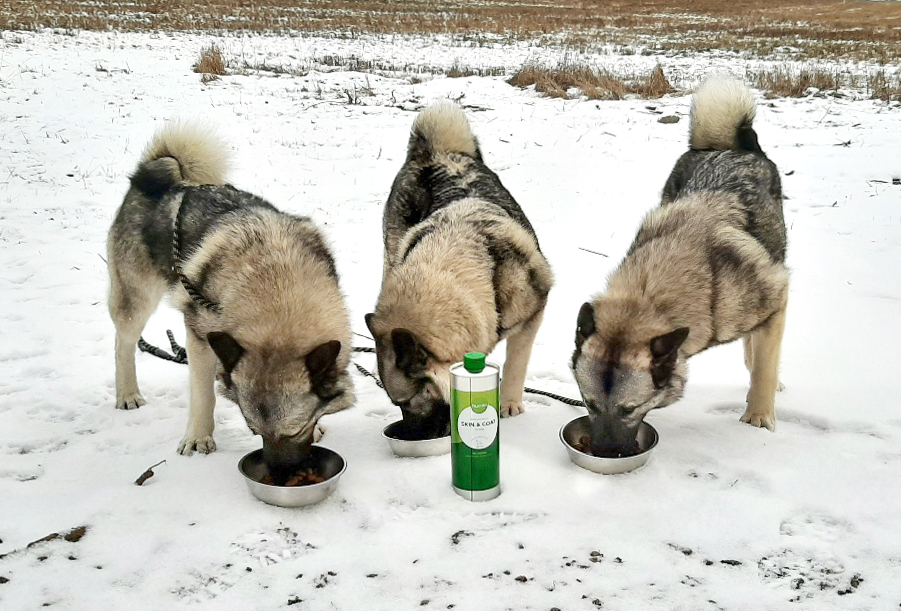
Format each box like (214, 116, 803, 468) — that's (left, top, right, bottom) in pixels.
(457, 405, 498, 449)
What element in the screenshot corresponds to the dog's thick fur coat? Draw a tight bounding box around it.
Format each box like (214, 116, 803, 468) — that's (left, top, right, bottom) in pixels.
(367, 102, 553, 436)
(572, 77, 789, 453)
(108, 122, 354, 465)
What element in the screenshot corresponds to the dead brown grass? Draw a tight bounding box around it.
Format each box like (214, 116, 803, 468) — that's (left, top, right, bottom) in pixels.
(867, 69, 901, 102)
(511, 60, 899, 102)
(509, 62, 672, 100)
(749, 65, 901, 101)
(2, 1, 900, 62)
(751, 66, 842, 97)
(193, 44, 226, 76)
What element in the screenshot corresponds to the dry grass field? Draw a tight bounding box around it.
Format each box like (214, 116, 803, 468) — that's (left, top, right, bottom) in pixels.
(2, 1, 899, 100)
(3, 0, 901, 62)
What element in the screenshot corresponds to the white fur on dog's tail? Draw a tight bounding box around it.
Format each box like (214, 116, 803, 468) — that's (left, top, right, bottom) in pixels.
(131, 121, 229, 196)
(689, 76, 757, 151)
(408, 101, 479, 160)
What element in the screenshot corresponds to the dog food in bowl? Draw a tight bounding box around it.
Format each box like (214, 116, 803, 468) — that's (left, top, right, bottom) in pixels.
(560, 416, 658, 474)
(238, 446, 345, 507)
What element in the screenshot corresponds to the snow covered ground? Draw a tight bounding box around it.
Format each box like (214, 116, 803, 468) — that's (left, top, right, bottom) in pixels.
(1, 30, 900, 610)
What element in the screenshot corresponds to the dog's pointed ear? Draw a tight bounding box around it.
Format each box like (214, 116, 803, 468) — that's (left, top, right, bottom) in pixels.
(575, 302, 596, 347)
(650, 327, 689, 360)
(649, 327, 689, 388)
(207, 332, 244, 373)
(391, 328, 428, 374)
(364, 313, 376, 335)
(306, 340, 342, 378)
(305, 340, 342, 399)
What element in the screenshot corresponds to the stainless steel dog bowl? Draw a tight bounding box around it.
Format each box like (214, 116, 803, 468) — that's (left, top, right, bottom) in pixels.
(382, 420, 451, 457)
(560, 416, 659, 475)
(238, 446, 346, 507)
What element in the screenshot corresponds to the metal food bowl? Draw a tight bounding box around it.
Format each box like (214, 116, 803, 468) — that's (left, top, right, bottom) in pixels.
(560, 415, 659, 475)
(382, 420, 451, 457)
(238, 446, 346, 507)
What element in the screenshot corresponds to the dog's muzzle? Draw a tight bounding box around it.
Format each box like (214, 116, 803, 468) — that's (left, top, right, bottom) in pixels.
(399, 400, 451, 438)
(586, 408, 640, 455)
(262, 434, 314, 481)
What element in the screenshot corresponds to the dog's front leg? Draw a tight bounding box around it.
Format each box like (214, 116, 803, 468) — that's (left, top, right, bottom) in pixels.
(499, 309, 545, 417)
(178, 329, 219, 455)
(741, 303, 787, 432)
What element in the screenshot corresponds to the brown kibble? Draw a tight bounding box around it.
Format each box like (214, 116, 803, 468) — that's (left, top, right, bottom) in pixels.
(574, 436, 590, 453)
(573, 435, 640, 458)
(260, 467, 325, 487)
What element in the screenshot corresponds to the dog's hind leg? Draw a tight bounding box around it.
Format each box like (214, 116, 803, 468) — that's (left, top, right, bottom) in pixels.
(499, 309, 544, 418)
(741, 303, 787, 432)
(178, 328, 219, 455)
(109, 265, 166, 410)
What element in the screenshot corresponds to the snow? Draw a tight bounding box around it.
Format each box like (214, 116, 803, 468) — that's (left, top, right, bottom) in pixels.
(1, 29, 900, 611)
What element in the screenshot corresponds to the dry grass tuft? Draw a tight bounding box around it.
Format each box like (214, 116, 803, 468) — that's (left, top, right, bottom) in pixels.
(751, 66, 841, 97)
(636, 64, 674, 98)
(868, 70, 901, 102)
(508, 62, 673, 100)
(193, 44, 226, 76)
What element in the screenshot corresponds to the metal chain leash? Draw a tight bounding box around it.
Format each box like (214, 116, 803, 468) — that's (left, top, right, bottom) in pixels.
(172, 199, 222, 314)
(351, 346, 383, 389)
(139, 337, 582, 407)
(138, 330, 187, 364)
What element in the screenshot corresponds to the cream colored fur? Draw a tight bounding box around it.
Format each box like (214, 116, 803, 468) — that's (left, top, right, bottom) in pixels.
(139, 120, 230, 185)
(411, 101, 479, 157)
(690, 76, 757, 151)
(373, 201, 551, 417)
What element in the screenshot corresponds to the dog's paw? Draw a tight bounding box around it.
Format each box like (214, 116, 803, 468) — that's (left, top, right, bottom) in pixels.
(116, 393, 146, 410)
(500, 400, 524, 418)
(313, 423, 324, 442)
(740, 410, 776, 432)
(178, 435, 217, 455)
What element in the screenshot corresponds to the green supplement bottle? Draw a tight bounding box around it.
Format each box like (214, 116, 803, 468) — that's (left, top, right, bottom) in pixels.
(450, 351, 500, 501)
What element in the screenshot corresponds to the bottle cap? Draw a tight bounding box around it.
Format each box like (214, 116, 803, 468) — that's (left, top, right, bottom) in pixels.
(463, 352, 486, 373)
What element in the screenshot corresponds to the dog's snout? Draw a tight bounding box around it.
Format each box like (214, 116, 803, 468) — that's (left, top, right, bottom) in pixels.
(586, 409, 639, 455)
(262, 434, 313, 478)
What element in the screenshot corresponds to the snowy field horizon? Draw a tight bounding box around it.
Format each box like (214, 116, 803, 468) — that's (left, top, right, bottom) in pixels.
(1, 29, 900, 610)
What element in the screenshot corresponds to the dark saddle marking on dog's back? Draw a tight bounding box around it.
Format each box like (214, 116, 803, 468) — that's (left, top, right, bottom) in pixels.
(660, 149, 786, 263)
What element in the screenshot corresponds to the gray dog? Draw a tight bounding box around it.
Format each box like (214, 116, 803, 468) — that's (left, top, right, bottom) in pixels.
(107, 122, 354, 475)
(366, 102, 553, 438)
(572, 76, 789, 455)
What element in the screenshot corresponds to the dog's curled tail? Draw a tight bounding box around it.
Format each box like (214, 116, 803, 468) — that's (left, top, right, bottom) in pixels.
(408, 101, 480, 161)
(130, 121, 230, 197)
(689, 76, 761, 153)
